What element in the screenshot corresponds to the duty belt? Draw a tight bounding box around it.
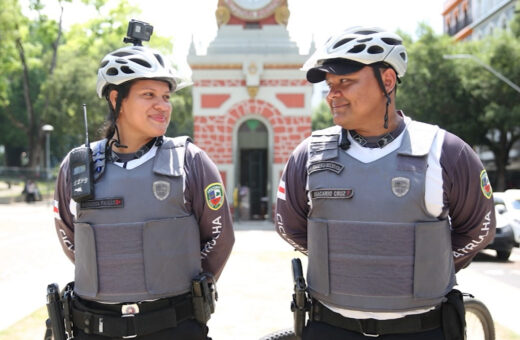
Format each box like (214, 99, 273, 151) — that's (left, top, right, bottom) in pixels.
(71, 294, 194, 338)
(310, 300, 442, 337)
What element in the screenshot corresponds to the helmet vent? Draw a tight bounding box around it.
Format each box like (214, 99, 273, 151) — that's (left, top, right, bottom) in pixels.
(333, 38, 354, 49)
(382, 38, 402, 45)
(106, 68, 118, 76)
(112, 51, 133, 57)
(348, 44, 366, 53)
(355, 30, 378, 35)
(115, 59, 128, 64)
(121, 66, 134, 74)
(367, 46, 384, 54)
(400, 52, 407, 61)
(130, 58, 151, 68)
(357, 37, 372, 43)
(100, 60, 109, 68)
(154, 54, 165, 67)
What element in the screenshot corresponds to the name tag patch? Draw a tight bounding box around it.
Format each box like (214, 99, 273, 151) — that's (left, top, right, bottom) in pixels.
(308, 161, 344, 175)
(80, 198, 124, 209)
(311, 189, 353, 199)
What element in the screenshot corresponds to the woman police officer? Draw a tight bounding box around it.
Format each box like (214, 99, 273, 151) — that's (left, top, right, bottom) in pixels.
(53, 35, 234, 339)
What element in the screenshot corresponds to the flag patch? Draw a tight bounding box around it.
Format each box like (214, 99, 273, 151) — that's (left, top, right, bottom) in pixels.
(277, 180, 286, 200)
(53, 200, 61, 220)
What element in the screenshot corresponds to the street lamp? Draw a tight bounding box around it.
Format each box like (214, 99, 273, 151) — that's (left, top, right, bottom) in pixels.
(443, 54, 520, 94)
(41, 124, 54, 180)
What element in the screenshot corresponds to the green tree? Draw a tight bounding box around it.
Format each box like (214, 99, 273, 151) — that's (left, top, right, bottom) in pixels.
(0, 0, 94, 168)
(510, 0, 520, 38)
(311, 99, 333, 131)
(0, 0, 193, 168)
(398, 25, 483, 144)
(169, 87, 193, 137)
(399, 24, 520, 191)
(453, 31, 520, 190)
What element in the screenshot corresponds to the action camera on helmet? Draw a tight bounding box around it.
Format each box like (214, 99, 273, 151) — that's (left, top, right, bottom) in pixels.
(124, 19, 154, 46)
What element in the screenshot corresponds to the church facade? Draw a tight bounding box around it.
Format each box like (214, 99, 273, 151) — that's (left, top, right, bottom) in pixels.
(188, 0, 312, 220)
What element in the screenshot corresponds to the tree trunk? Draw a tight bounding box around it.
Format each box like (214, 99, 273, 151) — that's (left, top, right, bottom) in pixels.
(492, 130, 510, 192)
(15, 37, 38, 169)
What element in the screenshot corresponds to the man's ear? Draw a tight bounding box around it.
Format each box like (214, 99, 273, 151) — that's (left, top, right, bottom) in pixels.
(382, 68, 397, 94)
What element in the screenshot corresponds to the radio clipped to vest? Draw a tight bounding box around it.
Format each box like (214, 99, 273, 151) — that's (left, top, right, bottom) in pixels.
(70, 104, 94, 202)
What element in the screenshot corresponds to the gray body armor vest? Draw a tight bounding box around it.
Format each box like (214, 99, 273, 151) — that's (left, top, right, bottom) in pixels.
(73, 137, 201, 303)
(306, 123, 456, 312)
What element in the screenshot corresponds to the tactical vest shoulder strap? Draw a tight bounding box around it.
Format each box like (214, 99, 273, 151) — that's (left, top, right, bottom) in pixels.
(153, 136, 192, 177)
(90, 139, 108, 182)
(399, 121, 441, 157)
(308, 126, 341, 163)
(310, 125, 342, 138)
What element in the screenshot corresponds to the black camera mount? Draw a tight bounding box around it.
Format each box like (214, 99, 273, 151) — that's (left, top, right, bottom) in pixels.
(123, 19, 154, 46)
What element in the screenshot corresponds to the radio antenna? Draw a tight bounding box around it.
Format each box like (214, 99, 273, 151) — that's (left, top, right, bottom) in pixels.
(82, 104, 90, 147)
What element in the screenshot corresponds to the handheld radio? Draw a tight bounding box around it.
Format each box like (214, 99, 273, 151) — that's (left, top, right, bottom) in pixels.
(70, 104, 95, 202)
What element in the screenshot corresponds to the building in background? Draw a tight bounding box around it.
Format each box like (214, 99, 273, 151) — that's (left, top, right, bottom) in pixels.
(188, 0, 312, 220)
(443, 0, 518, 40)
(443, 0, 520, 188)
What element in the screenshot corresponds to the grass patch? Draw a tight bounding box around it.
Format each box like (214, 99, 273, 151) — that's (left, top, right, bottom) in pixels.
(496, 322, 520, 340)
(0, 306, 48, 340)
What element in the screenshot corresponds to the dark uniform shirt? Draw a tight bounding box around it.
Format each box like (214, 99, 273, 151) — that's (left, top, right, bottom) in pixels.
(53, 140, 235, 280)
(276, 115, 495, 272)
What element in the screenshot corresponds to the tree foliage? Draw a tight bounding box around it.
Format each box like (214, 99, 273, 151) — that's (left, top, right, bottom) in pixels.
(0, 0, 192, 169)
(398, 24, 520, 190)
(311, 99, 333, 131)
(309, 23, 520, 190)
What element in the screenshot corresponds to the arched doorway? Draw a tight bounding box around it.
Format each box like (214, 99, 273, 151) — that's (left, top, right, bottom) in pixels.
(237, 119, 268, 220)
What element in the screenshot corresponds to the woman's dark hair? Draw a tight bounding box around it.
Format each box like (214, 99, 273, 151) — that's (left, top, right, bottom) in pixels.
(101, 81, 135, 139)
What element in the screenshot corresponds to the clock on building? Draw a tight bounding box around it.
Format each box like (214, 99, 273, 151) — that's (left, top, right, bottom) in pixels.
(223, 0, 284, 21)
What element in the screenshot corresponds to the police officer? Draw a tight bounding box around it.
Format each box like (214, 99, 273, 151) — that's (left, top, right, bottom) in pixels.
(276, 26, 496, 340)
(53, 27, 234, 339)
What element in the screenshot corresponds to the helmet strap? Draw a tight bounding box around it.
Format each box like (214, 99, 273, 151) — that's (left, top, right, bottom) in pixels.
(371, 66, 392, 130)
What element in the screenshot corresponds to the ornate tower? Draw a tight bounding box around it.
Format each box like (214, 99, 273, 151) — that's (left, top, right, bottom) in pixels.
(188, 0, 312, 220)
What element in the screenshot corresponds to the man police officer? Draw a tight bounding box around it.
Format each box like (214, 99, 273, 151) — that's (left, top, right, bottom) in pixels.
(276, 26, 496, 340)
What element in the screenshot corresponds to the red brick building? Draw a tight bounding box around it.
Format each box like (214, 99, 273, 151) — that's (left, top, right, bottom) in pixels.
(188, 0, 311, 220)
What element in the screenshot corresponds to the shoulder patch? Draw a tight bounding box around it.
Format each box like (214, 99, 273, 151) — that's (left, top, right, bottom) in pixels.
(205, 182, 225, 210)
(480, 170, 492, 199)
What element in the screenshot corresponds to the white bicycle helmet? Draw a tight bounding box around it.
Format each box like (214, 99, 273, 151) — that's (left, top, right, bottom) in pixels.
(96, 45, 191, 98)
(303, 26, 408, 83)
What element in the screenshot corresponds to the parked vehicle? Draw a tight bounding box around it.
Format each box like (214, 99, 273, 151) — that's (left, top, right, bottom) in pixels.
(493, 190, 520, 244)
(484, 191, 519, 260)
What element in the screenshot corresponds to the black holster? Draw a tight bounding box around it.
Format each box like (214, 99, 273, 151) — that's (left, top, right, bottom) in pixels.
(442, 289, 466, 340)
(191, 273, 217, 325)
(45, 282, 74, 340)
(290, 258, 310, 339)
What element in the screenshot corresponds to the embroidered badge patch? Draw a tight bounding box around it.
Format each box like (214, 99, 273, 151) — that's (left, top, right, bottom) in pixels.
(153, 181, 170, 201)
(308, 161, 344, 175)
(205, 183, 225, 210)
(480, 170, 492, 199)
(311, 189, 354, 199)
(391, 177, 410, 197)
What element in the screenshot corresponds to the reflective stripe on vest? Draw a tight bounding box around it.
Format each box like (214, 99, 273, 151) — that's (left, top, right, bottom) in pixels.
(306, 122, 456, 312)
(73, 136, 201, 303)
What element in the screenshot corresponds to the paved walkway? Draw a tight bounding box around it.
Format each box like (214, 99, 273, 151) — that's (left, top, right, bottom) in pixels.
(0, 202, 518, 339)
(0, 203, 303, 339)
